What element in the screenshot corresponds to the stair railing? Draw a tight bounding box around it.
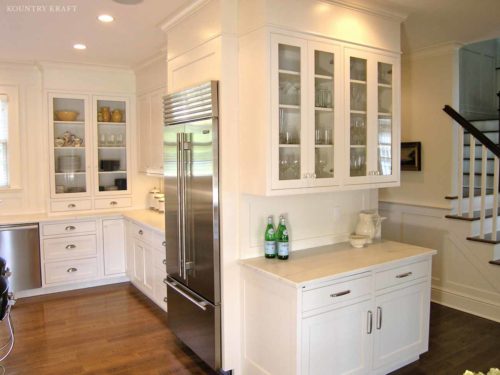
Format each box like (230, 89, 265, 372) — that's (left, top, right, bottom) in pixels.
(443, 104, 500, 240)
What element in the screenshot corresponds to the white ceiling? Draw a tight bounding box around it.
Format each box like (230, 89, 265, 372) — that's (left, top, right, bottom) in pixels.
(0, 0, 192, 67)
(1, 0, 500, 68)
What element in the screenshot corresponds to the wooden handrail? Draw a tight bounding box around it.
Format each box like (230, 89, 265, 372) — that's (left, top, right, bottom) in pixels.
(443, 105, 500, 159)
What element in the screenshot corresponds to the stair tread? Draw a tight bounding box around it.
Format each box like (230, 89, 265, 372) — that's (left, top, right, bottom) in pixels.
(445, 187, 495, 199)
(445, 207, 500, 221)
(489, 259, 500, 266)
(467, 232, 500, 244)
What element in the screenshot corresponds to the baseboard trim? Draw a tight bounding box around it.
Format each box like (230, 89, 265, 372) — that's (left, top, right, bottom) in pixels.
(431, 287, 500, 323)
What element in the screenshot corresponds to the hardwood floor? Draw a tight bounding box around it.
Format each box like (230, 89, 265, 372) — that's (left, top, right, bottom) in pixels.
(0, 283, 216, 375)
(2, 284, 499, 374)
(390, 303, 500, 375)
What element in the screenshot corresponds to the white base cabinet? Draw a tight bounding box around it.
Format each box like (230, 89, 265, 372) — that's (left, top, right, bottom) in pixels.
(242, 256, 433, 375)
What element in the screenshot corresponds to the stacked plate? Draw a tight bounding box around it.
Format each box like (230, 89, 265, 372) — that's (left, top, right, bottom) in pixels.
(58, 155, 81, 173)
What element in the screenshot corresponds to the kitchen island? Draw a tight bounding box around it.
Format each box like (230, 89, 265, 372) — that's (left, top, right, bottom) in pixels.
(241, 241, 436, 375)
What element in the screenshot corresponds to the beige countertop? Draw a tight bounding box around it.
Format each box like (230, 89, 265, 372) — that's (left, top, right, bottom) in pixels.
(240, 240, 436, 287)
(0, 209, 165, 233)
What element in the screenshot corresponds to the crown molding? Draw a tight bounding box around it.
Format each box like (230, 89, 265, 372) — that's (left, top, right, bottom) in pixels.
(159, 0, 210, 33)
(132, 49, 167, 71)
(320, 0, 408, 22)
(405, 42, 463, 61)
(36, 60, 134, 73)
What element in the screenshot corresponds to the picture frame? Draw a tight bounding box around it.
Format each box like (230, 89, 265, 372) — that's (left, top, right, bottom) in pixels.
(401, 142, 421, 171)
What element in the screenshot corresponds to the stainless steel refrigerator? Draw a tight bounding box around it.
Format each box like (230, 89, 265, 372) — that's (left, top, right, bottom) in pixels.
(163, 81, 221, 371)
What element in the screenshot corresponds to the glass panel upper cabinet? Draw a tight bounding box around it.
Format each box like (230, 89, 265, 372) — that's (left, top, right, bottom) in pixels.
(278, 44, 301, 181)
(349, 57, 367, 177)
(96, 99, 128, 192)
(377, 62, 393, 176)
(314, 50, 334, 179)
(52, 97, 87, 195)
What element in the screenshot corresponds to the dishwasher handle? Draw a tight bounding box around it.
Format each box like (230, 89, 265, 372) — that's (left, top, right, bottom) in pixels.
(0, 224, 38, 231)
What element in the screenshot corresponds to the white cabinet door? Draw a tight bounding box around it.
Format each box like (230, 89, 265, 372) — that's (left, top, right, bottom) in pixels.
(301, 300, 373, 375)
(125, 223, 135, 279)
(372, 282, 430, 370)
(133, 239, 145, 284)
(150, 89, 165, 172)
(102, 219, 126, 276)
(344, 49, 399, 185)
(143, 243, 154, 294)
(137, 94, 151, 173)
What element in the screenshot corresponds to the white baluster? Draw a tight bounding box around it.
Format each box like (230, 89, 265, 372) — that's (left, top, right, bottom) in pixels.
(457, 128, 464, 216)
(479, 146, 487, 238)
(468, 135, 475, 218)
(493, 156, 499, 241)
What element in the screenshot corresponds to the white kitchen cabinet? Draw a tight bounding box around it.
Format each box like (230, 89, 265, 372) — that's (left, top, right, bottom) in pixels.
(102, 219, 126, 276)
(137, 88, 165, 175)
(132, 238, 153, 296)
(240, 29, 400, 196)
(301, 299, 373, 375)
(47, 92, 132, 212)
(345, 48, 399, 185)
(241, 251, 433, 375)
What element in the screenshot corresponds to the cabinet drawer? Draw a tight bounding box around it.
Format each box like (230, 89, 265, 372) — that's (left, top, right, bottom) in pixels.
(94, 197, 132, 210)
(152, 231, 166, 250)
(130, 222, 152, 243)
(302, 275, 372, 312)
(44, 258, 98, 285)
(44, 235, 97, 261)
(375, 260, 428, 291)
(51, 199, 92, 212)
(42, 220, 96, 236)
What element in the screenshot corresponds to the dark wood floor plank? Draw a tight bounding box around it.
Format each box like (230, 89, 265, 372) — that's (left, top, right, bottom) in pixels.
(1, 283, 216, 375)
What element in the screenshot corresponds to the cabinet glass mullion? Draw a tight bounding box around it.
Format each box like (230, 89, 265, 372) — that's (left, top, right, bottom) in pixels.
(349, 57, 368, 177)
(278, 44, 301, 181)
(377, 62, 393, 176)
(314, 50, 335, 179)
(52, 97, 87, 195)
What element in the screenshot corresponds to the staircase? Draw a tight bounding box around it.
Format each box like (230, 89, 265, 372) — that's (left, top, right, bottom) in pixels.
(443, 99, 500, 266)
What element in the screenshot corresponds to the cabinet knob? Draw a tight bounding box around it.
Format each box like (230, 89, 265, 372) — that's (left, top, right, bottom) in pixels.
(65, 244, 76, 250)
(138, 230, 143, 235)
(162, 259, 167, 265)
(67, 267, 78, 273)
(68, 203, 76, 208)
(110, 201, 118, 206)
(65, 225, 76, 231)
(162, 241, 166, 247)
(312, 173, 317, 179)
(163, 297, 168, 303)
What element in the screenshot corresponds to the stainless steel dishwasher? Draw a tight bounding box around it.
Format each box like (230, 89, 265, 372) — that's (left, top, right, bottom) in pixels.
(0, 223, 41, 292)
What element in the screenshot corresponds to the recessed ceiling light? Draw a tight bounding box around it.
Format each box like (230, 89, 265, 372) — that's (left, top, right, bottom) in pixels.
(98, 14, 114, 23)
(112, 0, 143, 4)
(73, 43, 87, 50)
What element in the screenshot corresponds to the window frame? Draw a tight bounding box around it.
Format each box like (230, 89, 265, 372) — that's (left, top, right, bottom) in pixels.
(0, 85, 20, 190)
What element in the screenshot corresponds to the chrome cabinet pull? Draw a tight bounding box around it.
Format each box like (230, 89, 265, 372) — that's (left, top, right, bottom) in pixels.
(110, 201, 118, 206)
(65, 244, 76, 249)
(65, 225, 76, 231)
(67, 267, 77, 273)
(67, 203, 76, 208)
(138, 230, 143, 235)
(367, 310, 373, 334)
(377, 306, 383, 329)
(330, 290, 351, 298)
(396, 271, 413, 279)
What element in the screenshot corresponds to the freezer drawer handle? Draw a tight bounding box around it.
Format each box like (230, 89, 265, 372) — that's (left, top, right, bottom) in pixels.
(65, 244, 76, 249)
(164, 278, 208, 311)
(395, 271, 413, 279)
(65, 225, 76, 231)
(67, 267, 78, 273)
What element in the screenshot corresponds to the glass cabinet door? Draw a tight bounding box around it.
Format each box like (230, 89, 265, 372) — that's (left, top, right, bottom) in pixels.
(349, 56, 368, 178)
(50, 95, 90, 197)
(272, 35, 307, 189)
(376, 61, 393, 177)
(95, 97, 128, 194)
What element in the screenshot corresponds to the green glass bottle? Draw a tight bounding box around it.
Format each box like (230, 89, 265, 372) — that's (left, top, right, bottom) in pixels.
(276, 216, 289, 260)
(264, 216, 276, 258)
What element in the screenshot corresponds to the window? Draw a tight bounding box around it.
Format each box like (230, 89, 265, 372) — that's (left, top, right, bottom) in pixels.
(0, 86, 19, 190)
(0, 95, 9, 187)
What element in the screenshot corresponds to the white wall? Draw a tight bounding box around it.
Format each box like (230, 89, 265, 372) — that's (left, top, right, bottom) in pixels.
(0, 63, 46, 214)
(379, 44, 459, 209)
(135, 55, 167, 96)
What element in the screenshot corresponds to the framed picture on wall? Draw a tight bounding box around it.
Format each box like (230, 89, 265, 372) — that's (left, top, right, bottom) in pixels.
(401, 142, 421, 171)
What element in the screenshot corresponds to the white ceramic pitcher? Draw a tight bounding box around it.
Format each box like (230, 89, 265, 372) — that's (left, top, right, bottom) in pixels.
(355, 210, 382, 244)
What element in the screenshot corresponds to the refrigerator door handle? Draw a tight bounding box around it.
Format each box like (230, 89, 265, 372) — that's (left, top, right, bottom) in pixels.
(176, 133, 184, 279)
(164, 278, 208, 311)
(181, 132, 188, 280)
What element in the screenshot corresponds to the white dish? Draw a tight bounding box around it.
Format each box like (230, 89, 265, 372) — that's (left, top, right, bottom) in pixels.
(349, 234, 369, 248)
